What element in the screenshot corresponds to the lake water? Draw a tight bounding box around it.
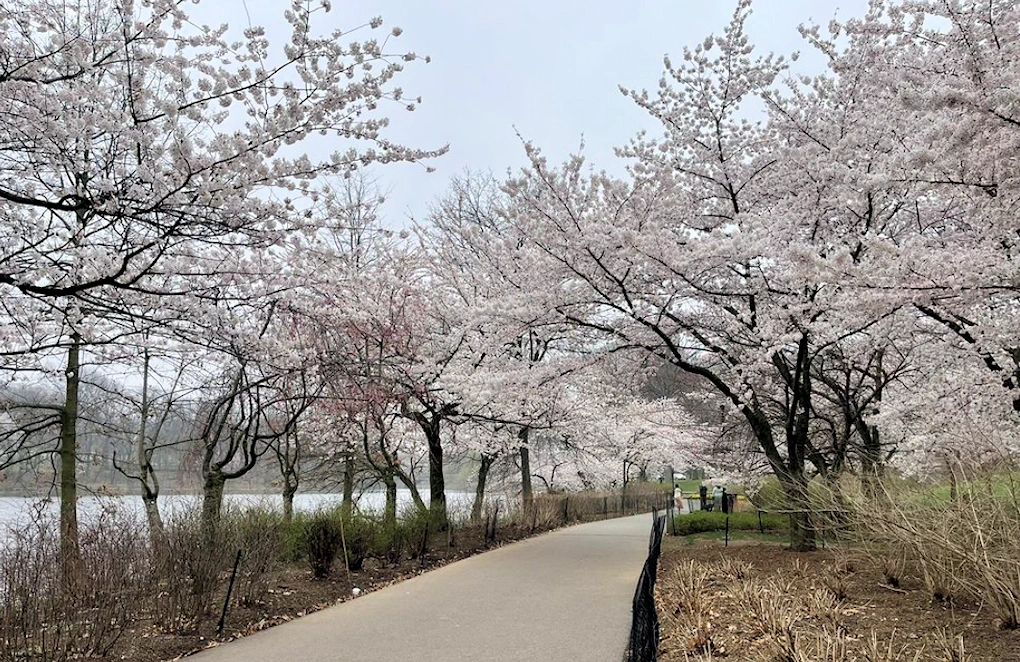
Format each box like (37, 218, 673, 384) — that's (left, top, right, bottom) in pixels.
(0, 490, 477, 539)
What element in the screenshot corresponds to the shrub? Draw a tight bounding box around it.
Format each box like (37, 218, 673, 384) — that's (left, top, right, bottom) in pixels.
(673, 511, 788, 536)
(304, 511, 343, 579)
(372, 525, 403, 564)
(530, 494, 569, 530)
(658, 559, 713, 655)
(340, 514, 376, 572)
(224, 506, 283, 606)
(747, 478, 790, 511)
(280, 512, 308, 563)
(835, 466, 1020, 628)
(153, 508, 231, 632)
(0, 507, 150, 661)
(400, 506, 431, 560)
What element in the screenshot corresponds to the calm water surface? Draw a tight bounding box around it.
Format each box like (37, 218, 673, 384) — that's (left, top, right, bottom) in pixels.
(0, 490, 476, 539)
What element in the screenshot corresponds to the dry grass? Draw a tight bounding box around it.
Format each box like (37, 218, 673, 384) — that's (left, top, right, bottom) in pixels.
(828, 466, 1020, 629)
(654, 541, 1009, 662)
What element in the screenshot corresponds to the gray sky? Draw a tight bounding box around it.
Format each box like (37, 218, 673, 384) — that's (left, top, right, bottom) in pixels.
(217, 1, 870, 225)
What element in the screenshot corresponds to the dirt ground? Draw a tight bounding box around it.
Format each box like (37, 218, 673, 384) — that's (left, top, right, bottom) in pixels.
(109, 525, 536, 662)
(655, 538, 1020, 662)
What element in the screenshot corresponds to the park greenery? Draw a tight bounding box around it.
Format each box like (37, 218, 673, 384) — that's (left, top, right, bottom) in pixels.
(2, 0, 1020, 658)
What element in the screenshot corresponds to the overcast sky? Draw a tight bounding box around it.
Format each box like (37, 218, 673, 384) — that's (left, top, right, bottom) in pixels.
(212, 1, 871, 226)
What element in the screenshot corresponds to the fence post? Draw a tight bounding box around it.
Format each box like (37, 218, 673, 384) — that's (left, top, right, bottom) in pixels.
(725, 516, 730, 547)
(758, 510, 763, 534)
(217, 549, 243, 634)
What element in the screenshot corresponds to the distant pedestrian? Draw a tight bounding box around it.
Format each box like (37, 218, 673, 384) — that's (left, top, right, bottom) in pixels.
(712, 485, 723, 511)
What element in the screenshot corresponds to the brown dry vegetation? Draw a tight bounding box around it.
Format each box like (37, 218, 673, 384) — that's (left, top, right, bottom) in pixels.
(111, 527, 521, 662)
(656, 539, 1020, 662)
(0, 515, 563, 662)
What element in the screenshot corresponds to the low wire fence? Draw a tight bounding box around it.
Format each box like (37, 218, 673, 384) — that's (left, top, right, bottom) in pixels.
(626, 510, 667, 662)
(526, 488, 674, 530)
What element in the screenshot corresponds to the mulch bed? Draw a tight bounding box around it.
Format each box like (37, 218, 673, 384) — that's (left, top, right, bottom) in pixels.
(655, 538, 1020, 661)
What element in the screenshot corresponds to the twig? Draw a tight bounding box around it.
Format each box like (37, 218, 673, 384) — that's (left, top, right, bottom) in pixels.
(879, 582, 908, 594)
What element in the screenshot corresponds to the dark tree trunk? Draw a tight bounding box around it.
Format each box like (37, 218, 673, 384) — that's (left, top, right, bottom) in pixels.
(859, 349, 886, 476)
(946, 455, 959, 501)
(282, 482, 297, 525)
(776, 334, 818, 552)
(407, 407, 452, 531)
(342, 451, 355, 519)
(383, 474, 398, 531)
(142, 493, 164, 535)
(201, 471, 226, 538)
(789, 509, 816, 552)
(471, 453, 496, 524)
(59, 334, 81, 570)
(426, 424, 448, 531)
(778, 470, 816, 552)
(519, 427, 533, 513)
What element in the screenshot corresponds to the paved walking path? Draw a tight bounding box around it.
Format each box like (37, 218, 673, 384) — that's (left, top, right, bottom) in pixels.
(189, 514, 654, 662)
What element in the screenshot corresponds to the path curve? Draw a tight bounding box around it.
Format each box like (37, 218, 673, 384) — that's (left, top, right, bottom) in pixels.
(189, 514, 654, 662)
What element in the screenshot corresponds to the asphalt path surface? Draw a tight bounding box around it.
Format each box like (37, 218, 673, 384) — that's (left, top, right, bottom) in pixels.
(189, 513, 654, 662)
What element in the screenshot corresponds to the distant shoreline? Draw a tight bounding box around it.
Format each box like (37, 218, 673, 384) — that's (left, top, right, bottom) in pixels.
(0, 487, 435, 499)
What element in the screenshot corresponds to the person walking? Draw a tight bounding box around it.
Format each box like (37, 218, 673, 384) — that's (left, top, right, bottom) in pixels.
(712, 485, 723, 512)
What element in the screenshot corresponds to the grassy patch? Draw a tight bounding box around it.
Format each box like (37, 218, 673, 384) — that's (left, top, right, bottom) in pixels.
(675, 479, 703, 493)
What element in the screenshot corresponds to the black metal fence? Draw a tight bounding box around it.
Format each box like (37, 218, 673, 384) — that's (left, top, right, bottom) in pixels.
(626, 510, 667, 662)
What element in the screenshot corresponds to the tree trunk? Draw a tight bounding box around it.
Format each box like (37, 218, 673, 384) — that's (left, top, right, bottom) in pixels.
(789, 509, 815, 551)
(201, 471, 226, 538)
(383, 474, 398, 531)
(282, 482, 297, 525)
(59, 334, 81, 570)
(142, 493, 164, 536)
(395, 470, 427, 513)
(781, 473, 816, 552)
(342, 451, 355, 519)
(471, 453, 496, 524)
(137, 348, 164, 537)
(519, 427, 533, 513)
(426, 426, 448, 531)
(859, 422, 884, 477)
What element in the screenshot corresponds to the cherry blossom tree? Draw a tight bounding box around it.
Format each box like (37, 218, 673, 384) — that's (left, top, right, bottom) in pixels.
(421, 173, 586, 512)
(501, 1, 936, 550)
(0, 0, 442, 556)
(829, 1, 1020, 415)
